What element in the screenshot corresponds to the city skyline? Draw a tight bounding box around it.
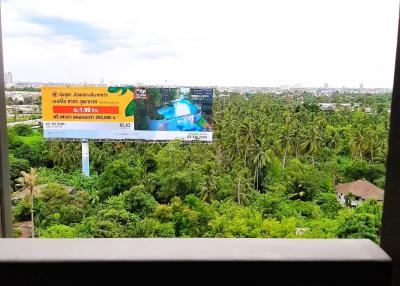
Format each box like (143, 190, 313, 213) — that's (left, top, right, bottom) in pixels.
(4, 72, 390, 90)
(2, 0, 399, 88)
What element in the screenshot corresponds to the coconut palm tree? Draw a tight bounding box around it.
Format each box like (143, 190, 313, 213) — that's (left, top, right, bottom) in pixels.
(252, 142, 271, 191)
(50, 141, 81, 169)
(330, 130, 342, 151)
(233, 169, 252, 206)
(200, 163, 216, 203)
(114, 141, 131, 153)
(201, 178, 216, 203)
(351, 129, 366, 161)
(277, 127, 293, 169)
(291, 120, 303, 158)
(16, 168, 38, 238)
(365, 128, 383, 162)
(301, 125, 323, 166)
(238, 121, 256, 164)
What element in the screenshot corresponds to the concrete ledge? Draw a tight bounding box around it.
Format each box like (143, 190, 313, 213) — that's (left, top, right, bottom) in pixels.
(0, 238, 391, 262)
(0, 239, 392, 286)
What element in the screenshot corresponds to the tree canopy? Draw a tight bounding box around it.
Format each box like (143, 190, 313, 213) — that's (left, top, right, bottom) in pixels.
(9, 92, 388, 242)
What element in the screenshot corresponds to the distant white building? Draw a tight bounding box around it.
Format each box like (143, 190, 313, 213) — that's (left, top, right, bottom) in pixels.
(364, 107, 373, 113)
(340, 103, 351, 108)
(4, 72, 12, 86)
(319, 103, 336, 111)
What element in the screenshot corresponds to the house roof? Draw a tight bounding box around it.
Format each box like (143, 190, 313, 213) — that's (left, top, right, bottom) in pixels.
(335, 180, 384, 201)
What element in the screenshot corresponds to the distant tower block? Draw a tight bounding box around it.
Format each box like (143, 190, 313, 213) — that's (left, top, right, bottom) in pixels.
(360, 83, 364, 89)
(323, 83, 329, 89)
(4, 72, 12, 85)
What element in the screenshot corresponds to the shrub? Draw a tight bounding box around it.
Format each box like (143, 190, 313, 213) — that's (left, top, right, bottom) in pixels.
(122, 185, 157, 218)
(7, 128, 24, 149)
(97, 160, 140, 199)
(40, 224, 77, 238)
(127, 218, 175, 237)
(14, 124, 33, 136)
(13, 199, 31, 222)
(87, 219, 124, 238)
(60, 204, 85, 225)
(9, 155, 30, 183)
(40, 183, 69, 202)
(14, 141, 47, 167)
(97, 209, 139, 225)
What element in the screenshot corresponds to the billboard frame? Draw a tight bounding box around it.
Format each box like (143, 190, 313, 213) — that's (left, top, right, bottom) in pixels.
(42, 85, 215, 143)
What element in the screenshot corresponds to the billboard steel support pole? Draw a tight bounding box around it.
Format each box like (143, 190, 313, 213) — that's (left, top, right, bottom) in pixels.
(81, 140, 90, 177)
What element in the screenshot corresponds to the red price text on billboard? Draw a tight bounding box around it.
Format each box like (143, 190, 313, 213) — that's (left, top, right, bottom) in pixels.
(53, 106, 119, 114)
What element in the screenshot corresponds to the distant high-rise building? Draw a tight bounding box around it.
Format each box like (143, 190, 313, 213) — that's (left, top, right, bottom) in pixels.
(323, 83, 329, 89)
(4, 72, 12, 85)
(360, 83, 364, 89)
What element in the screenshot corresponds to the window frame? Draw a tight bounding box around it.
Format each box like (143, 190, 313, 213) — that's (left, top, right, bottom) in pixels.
(0, 5, 12, 238)
(380, 7, 400, 286)
(0, 4, 400, 286)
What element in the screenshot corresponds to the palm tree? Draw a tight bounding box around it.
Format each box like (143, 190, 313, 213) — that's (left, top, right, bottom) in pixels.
(91, 142, 112, 173)
(114, 141, 130, 153)
(301, 125, 323, 166)
(345, 193, 356, 207)
(315, 114, 327, 133)
(233, 169, 252, 206)
(16, 168, 38, 238)
(326, 128, 341, 151)
(225, 123, 241, 163)
(291, 120, 303, 158)
(238, 121, 256, 164)
(364, 128, 382, 162)
(50, 141, 81, 169)
(277, 127, 293, 169)
(251, 137, 268, 191)
(200, 163, 216, 202)
(215, 141, 223, 166)
(87, 189, 100, 206)
(201, 178, 216, 203)
(350, 129, 366, 161)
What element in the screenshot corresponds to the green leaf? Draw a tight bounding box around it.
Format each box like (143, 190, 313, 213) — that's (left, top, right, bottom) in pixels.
(108, 86, 135, 95)
(125, 99, 135, 117)
(108, 87, 122, 93)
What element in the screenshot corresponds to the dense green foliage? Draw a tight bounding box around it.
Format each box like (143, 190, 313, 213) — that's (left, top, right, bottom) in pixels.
(9, 92, 388, 241)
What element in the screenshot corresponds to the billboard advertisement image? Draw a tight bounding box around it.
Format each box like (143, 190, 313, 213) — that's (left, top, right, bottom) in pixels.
(42, 86, 213, 141)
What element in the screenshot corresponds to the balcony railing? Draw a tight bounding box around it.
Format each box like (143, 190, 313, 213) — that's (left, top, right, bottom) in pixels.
(0, 238, 392, 286)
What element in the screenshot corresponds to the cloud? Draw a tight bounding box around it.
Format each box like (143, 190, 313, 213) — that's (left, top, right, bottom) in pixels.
(27, 16, 112, 53)
(2, 0, 399, 87)
(30, 16, 104, 42)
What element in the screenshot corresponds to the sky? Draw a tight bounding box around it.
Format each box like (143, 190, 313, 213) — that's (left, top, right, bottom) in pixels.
(2, 0, 399, 87)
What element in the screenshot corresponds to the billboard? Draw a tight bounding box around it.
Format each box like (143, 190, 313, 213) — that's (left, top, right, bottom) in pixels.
(42, 86, 213, 141)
